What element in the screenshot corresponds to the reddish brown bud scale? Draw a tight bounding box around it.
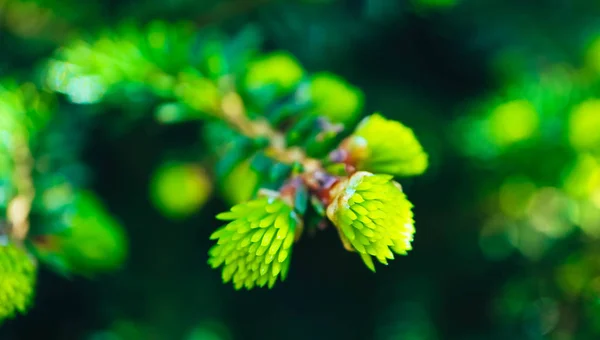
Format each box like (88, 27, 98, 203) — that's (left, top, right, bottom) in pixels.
(302, 170, 340, 206)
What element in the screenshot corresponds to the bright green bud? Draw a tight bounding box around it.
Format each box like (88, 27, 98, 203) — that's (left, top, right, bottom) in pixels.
(208, 195, 299, 290)
(326, 171, 415, 271)
(173, 73, 221, 115)
(342, 113, 428, 176)
(150, 162, 212, 220)
(307, 72, 364, 125)
(244, 52, 304, 93)
(0, 243, 36, 321)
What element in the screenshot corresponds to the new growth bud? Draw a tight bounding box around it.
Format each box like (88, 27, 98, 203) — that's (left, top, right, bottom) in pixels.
(335, 113, 428, 177)
(326, 171, 415, 271)
(208, 195, 299, 289)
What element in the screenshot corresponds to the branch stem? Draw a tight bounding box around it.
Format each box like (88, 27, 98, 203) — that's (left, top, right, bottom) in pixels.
(219, 91, 321, 173)
(7, 135, 35, 243)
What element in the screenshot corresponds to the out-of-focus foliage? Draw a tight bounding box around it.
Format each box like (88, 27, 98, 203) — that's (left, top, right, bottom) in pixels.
(218, 160, 259, 205)
(0, 243, 36, 321)
(245, 52, 304, 95)
(453, 30, 600, 334)
(32, 192, 128, 277)
(0, 78, 131, 322)
(306, 72, 364, 125)
(150, 162, 212, 220)
(44, 21, 207, 106)
(455, 65, 599, 259)
(569, 99, 600, 153)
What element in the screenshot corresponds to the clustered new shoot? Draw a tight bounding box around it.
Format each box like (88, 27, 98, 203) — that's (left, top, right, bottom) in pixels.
(208, 106, 429, 289)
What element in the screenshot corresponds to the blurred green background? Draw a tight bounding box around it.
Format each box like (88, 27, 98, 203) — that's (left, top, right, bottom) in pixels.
(3, 0, 600, 339)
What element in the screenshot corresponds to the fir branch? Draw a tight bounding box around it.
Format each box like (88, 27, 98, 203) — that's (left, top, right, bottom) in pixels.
(218, 90, 319, 171)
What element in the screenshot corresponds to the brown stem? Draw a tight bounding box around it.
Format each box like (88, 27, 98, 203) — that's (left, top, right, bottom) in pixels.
(301, 169, 339, 206)
(7, 135, 35, 243)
